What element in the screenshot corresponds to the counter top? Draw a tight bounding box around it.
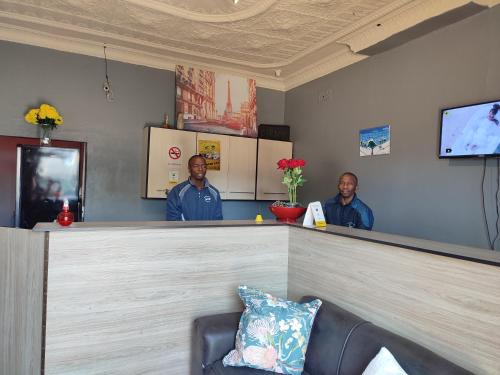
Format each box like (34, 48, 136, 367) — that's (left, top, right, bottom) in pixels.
(33, 220, 283, 232)
(33, 220, 500, 267)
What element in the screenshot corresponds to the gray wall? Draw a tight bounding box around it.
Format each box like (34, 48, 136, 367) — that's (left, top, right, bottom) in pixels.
(0, 41, 285, 221)
(3, 6, 499, 247)
(285, 5, 500, 249)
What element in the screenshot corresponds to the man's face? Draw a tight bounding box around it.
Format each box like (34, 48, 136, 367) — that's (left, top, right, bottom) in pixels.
(189, 156, 207, 181)
(338, 174, 357, 199)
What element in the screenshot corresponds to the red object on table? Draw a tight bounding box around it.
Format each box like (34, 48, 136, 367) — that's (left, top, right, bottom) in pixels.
(57, 200, 74, 226)
(269, 205, 307, 223)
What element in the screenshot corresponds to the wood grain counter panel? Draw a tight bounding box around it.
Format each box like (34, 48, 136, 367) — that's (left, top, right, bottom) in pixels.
(0, 227, 45, 375)
(288, 227, 500, 375)
(44, 226, 288, 374)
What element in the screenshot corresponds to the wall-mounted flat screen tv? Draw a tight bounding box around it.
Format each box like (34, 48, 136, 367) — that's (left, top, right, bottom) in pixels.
(439, 99, 500, 158)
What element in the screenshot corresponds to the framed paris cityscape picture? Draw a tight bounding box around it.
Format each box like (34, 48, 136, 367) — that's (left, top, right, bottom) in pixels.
(175, 65, 257, 137)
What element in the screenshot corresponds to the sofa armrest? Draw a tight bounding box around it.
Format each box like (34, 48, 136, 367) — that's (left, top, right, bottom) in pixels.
(192, 312, 241, 374)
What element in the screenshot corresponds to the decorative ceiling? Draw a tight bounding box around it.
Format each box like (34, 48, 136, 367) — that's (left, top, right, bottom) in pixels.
(0, 0, 498, 90)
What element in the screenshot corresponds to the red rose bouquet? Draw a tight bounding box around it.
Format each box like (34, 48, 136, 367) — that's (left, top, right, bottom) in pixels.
(276, 158, 306, 206)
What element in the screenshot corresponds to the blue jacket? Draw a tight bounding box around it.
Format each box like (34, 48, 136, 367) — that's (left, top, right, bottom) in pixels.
(166, 178, 223, 221)
(324, 194, 374, 230)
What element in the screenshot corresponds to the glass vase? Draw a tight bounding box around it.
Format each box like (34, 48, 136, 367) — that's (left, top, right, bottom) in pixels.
(39, 125, 53, 146)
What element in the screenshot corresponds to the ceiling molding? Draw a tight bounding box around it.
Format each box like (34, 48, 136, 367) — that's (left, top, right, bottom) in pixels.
(359, 2, 489, 56)
(284, 48, 367, 91)
(124, 0, 278, 23)
(0, 9, 351, 71)
(474, 0, 500, 6)
(337, 0, 495, 53)
(0, 11, 285, 69)
(0, 21, 287, 91)
(255, 0, 414, 69)
(0, 0, 496, 92)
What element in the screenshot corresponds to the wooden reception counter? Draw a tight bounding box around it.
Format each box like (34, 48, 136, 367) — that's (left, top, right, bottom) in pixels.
(1, 221, 499, 374)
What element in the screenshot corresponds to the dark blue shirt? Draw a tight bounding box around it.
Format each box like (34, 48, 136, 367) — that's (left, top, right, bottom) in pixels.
(166, 178, 223, 221)
(324, 194, 374, 230)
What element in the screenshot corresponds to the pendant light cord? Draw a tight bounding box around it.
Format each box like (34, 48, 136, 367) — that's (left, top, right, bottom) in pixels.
(103, 45, 114, 102)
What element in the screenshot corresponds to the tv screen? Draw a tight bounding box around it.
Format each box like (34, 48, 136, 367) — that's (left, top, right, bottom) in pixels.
(439, 99, 500, 158)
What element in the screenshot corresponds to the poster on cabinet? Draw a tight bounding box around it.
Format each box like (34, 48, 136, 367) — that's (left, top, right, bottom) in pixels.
(175, 65, 257, 137)
(198, 139, 221, 171)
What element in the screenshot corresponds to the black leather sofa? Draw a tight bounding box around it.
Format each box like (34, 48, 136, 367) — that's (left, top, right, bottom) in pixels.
(192, 296, 473, 375)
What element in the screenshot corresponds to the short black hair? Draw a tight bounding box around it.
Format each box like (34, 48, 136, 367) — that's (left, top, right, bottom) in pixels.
(188, 154, 206, 167)
(339, 172, 358, 185)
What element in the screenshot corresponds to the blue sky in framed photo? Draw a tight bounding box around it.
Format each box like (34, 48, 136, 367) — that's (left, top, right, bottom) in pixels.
(359, 125, 390, 156)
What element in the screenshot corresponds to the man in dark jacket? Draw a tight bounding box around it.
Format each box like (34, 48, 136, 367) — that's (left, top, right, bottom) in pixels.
(166, 155, 223, 221)
(324, 172, 374, 230)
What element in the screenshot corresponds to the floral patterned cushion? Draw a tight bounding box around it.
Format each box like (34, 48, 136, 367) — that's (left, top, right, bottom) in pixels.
(222, 286, 322, 375)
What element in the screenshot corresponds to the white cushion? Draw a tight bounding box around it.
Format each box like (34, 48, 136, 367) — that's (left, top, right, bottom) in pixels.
(362, 347, 408, 375)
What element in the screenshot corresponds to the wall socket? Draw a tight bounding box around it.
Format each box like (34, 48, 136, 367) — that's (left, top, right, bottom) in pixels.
(318, 89, 332, 104)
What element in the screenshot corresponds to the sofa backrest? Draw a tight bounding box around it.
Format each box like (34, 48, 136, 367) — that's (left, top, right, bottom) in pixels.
(300, 296, 365, 375)
(300, 296, 473, 375)
(339, 321, 474, 375)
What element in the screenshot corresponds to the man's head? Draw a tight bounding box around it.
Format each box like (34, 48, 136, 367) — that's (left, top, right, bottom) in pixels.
(188, 154, 207, 182)
(338, 172, 358, 201)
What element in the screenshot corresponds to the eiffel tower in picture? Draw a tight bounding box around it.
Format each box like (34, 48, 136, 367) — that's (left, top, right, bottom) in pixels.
(223, 80, 232, 120)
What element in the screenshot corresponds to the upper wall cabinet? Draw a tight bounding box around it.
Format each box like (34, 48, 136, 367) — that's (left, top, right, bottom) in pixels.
(196, 133, 230, 199)
(226, 137, 257, 200)
(196, 133, 257, 200)
(142, 127, 257, 200)
(256, 139, 293, 201)
(141, 127, 196, 199)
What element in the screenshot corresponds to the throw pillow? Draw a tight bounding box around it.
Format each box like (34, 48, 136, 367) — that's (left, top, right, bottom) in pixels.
(362, 347, 408, 375)
(222, 285, 322, 375)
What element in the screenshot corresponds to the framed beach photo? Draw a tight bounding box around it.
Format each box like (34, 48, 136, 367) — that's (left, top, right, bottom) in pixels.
(359, 125, 390, 156)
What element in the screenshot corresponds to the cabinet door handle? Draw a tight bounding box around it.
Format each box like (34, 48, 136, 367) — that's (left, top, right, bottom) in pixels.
(263, 192, 286, 195)
(229, 191, 254, 194)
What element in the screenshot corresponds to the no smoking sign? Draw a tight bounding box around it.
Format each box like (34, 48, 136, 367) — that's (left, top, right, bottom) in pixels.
(168, 146, 181, 160)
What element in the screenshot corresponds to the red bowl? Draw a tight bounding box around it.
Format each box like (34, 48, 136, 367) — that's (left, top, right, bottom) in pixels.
(269, 205, 307, 223)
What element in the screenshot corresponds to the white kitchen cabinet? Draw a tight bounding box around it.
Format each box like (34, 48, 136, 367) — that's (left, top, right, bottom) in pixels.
(256, 139, 293, 201)
(141, 127, 196, 199)
(196, 133, 230, 199)
(195, 134, 257, 200)
(143, 127, 288, 202)
(226, 137, 257, 200)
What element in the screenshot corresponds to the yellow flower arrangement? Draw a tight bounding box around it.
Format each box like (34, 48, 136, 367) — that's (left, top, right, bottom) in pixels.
(25, 104, 63, 129)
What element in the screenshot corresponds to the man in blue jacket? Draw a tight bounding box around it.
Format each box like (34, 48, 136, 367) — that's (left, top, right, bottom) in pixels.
(324, 172, 374, 230)
(166, 154, 223, 221)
